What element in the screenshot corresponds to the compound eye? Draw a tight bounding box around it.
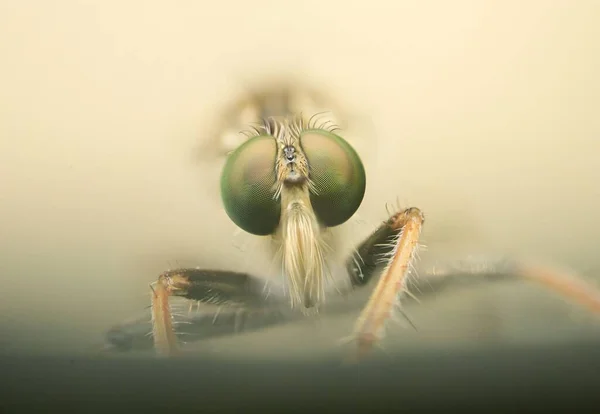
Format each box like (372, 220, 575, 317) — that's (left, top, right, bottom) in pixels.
(300, 129, 366, 227)
(220, 135, 281, 235)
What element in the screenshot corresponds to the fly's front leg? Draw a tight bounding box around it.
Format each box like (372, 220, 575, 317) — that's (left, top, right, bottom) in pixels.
(150, 269, 270, 356)
(344, 207, 425, 361)
(344, 214, 600, 362)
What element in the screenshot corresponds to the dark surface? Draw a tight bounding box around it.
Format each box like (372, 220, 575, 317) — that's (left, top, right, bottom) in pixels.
(1, 340, 600, 414)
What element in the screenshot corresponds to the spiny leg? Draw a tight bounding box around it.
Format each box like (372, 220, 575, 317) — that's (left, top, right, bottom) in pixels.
(108, 251, 600, 357)
(344, 207, 425, 361)
(150, 268, 276, 356)
(344, 210, 600, 361)
(415, 256, 600, 314)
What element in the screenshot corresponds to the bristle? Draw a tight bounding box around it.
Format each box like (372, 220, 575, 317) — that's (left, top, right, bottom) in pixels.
(278, 185, 329, 309)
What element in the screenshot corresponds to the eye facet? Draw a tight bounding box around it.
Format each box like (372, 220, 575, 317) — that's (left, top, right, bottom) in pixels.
(220, 135, 280, 235)
(300, 129, 366, 227)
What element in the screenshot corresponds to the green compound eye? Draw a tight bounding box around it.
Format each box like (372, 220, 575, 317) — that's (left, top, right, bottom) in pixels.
(301, 129, 366, 227)
(220, 135, 281, 236)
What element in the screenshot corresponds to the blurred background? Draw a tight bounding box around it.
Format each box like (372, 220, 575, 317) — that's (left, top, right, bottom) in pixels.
(1, 0, 599, 361)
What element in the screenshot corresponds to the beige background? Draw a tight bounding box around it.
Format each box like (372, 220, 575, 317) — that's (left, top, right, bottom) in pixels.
(1, 0, 599, 360)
